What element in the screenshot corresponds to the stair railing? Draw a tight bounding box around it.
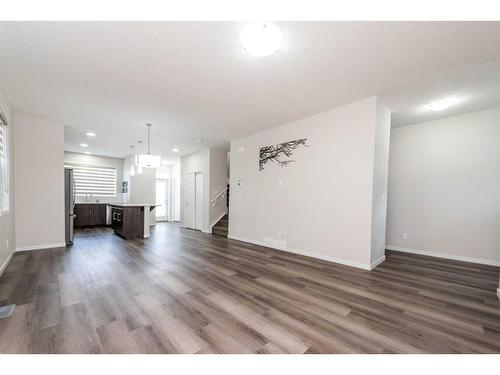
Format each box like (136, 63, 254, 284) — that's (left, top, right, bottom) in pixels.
(211, 186, 228, 207)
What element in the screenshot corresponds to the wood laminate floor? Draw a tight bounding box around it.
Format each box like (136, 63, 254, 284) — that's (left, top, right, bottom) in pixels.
(0, 223, 499, 354)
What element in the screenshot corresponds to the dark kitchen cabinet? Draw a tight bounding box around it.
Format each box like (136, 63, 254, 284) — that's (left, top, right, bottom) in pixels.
(74, 204, 107, 227)
(111, 207, 124, 237)
(110, 205, 144, 239)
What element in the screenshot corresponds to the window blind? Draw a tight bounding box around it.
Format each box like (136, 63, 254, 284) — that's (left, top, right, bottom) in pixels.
(65, 164, 117, 197)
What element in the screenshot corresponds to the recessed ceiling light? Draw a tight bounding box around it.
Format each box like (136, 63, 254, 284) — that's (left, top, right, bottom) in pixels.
(197, 139, 204, 143)
(240, 22, 282, 57)
(426, 97, 461, 111)
(172, 148, 179, 153)
(80, 143, 88, 147)
(86, 132, 96, 137)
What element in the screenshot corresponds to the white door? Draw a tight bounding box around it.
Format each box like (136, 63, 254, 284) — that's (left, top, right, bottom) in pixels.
(194, 172, 203, 230)
(185, 172, 203, 230)
(185, 173, 196, 228)
(155, 179, 169, 221)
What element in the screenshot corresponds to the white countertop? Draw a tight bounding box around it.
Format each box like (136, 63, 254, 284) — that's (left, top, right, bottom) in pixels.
(109, 203, 154, 207)
(75, 202, 110, 205)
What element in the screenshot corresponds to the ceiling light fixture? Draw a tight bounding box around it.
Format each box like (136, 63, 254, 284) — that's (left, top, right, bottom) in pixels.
(240, 22, 282, 57)
(426, 97, 461, 112)
(84, 152, 90, 155)
(86, 132, 96, 137)
(80, 143, 88, 147)
(172, 148, 179, 153)
(134, 123, 161, 169)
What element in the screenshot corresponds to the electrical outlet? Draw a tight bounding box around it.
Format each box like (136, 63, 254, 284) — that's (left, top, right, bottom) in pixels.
(402, 233, 408, 240)
(278, 231, 287, 238)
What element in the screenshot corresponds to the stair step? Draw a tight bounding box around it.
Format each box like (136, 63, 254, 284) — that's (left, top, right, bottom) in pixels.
(213, 227, 228, 233)
(212, 214, 229, 238)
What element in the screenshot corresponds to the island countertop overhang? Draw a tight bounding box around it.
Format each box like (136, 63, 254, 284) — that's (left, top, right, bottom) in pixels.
(109, 203, 157, 208)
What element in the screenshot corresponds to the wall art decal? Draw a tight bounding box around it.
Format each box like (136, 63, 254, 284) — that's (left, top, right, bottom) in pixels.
(259, 138, 308, 171)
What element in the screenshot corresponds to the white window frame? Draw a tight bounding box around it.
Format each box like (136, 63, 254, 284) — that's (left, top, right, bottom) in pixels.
(64, 163, 117, 198)
(0, 110, 9, 215)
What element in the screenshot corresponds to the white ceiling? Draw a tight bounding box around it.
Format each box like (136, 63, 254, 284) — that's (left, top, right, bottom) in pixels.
(0, 21, 499, 158)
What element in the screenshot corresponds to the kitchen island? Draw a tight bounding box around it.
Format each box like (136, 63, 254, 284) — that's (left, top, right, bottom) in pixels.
(109, 204, 156, 239)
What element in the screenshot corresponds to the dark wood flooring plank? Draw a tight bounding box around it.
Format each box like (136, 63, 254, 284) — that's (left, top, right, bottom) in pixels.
(0, 223, 498, 354)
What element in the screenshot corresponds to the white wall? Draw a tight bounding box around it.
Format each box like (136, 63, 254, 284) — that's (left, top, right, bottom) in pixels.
(387, 107, 500, 266)
(64, 152, 124, 203)
(0, 84, 14, 274)
(123, 155, 156, 224)
(180, 149, 210, 232)
(209, 148, 229, 228)
(14, 113, 65, 251)
(229, 96, 390, 270)
(172, 162, 181, 222)
(370, 102, 392, 264)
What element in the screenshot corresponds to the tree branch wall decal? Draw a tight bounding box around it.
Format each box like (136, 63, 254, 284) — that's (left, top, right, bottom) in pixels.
(259, 138, 308, 171)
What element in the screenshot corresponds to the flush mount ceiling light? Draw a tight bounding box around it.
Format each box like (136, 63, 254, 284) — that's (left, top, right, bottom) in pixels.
(84, 152, 90, 155)
(240, 22, 282, 57)
(426, 97, 461, 111)
(86, 132, 96, 137)
(80, 143, 88, 147)
(172, 148, 179, 153)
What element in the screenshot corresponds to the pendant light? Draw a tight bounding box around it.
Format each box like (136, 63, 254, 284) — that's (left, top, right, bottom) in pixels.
(135, 123, 161, 169)
(129, 164, 136, 176)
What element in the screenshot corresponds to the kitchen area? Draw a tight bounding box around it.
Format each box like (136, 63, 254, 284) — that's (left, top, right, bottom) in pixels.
(72, 201, 155, 240)
(64, 150, 180, 245)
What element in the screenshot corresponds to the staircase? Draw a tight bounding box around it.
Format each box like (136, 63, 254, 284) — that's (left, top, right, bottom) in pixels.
(212, 214, 228, 238)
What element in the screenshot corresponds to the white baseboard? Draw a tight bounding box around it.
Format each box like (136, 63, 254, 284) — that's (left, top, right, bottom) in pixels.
(497, 288, 500, 301)
(386, 245, 500, 267)
(0, 250, 14, 277)
(228, 234, 371, 270)
(15, 242, 67, 252)
(370, 255, 386, 270)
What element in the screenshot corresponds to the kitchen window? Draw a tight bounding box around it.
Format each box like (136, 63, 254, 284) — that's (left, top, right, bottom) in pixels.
(0, 110, 9, 214)
(64, 163, 117, 197)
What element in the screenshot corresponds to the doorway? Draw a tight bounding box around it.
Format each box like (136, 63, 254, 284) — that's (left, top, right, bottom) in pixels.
(155, 179, 170, 221)
(185, 171, 203, 230)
